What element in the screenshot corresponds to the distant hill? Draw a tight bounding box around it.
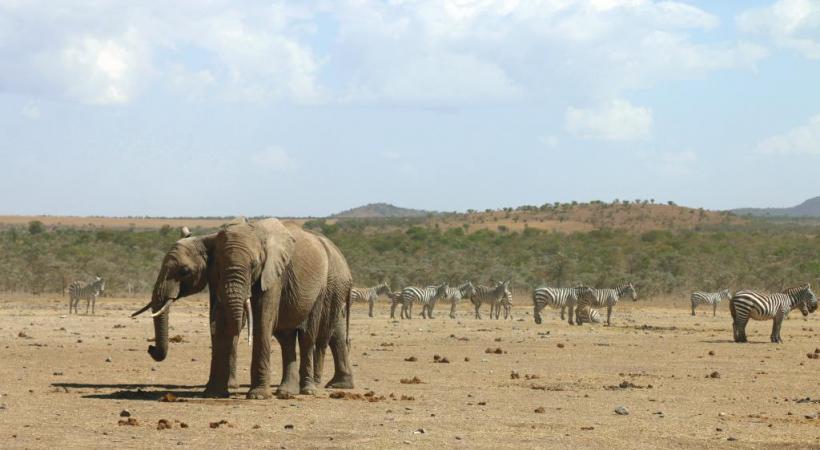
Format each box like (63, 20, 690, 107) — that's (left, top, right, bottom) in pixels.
(732, 196, 820, 218)
(331, 203, 434, 218)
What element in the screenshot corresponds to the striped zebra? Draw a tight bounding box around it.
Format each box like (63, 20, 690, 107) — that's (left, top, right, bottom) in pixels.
(575, 283, 637, 326)
(445, 282, 476, 319)
(575, 306, 601, 324)
(388, 291, 405, 319)
(729, 284, 817, 343)
(401, 283, 449, 319)
(690, 289, 731, 317)
(351, 282, 391, 318)
(492, 288, 514, 320)
(532, 286, 586, 325)
(68, 276, 105, 315)
(470, 280, 511, 319)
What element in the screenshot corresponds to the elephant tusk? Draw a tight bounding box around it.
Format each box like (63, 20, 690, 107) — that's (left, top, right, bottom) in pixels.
(150, 299, 175, 318)
(131, 303, 152, 318)
(245, 298, 253, 346)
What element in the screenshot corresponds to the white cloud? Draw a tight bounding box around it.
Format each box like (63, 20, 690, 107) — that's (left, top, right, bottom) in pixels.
(381, 151, 401, 160)
(21, 103, 40, 119)
(0, 1, 769, 106)
(759, 114, 820, 155)
(251, 147, 298, 171)
(738, 0, 820, 59)
(538, 136, 559, 148)
(565, 99, 652, 141)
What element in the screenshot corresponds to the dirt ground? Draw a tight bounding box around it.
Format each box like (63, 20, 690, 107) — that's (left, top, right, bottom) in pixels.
(1, 294, 819, 449)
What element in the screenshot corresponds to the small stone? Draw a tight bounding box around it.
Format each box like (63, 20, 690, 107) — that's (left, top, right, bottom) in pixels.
(157, 419, 172, 430)
(708, 371, 720, 379)
(404, 356, 417, 362)
(557, 343, 564, 348)
(180, 423, 189, 429)
(534, 407, 545, 413)
(53, 372, 63, 376)
(614, 406, 629, 415)
(119, 410, 131, 418)
(414, 428, 426, 434)
(105, 357, 112, 363)
(284, 424, 294, 430)
(708, 351, 715, 356)
(253, 424, 261, 429)
(464, 357, 470, 362)
(727, 437, 737, 442)
(718, 412, 726, 417)
(805, 413, 818, 420)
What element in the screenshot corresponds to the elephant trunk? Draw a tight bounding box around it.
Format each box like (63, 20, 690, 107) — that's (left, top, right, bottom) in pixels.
(148, 274, 178, 362)
(221, 267, 249, 336)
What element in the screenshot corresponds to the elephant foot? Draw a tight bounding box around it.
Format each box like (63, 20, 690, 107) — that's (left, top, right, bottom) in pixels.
(246, 386, 272, 400)
(325, 375, 354, 389)
(300, 382, 318, 396)
(203, 386, 230, 398)
(275, 381, 299, 398)
(228, 377, 240, 390)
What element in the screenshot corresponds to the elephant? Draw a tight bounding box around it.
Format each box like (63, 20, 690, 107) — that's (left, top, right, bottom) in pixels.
(132, 221, 353, 399)
(207, 217, 353, 399)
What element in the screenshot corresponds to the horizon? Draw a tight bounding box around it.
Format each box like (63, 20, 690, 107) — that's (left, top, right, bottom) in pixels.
(2, 1, 819, 217)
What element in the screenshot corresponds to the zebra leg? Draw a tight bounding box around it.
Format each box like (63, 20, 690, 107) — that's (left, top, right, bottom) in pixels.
(390, 301, 397, 319)
(733, 318, 748, 343)
(568, 305, 576, 325)
(560, 305, 565, 320)
(450, 299, 457, 319)
(691, 300, 696, 316)
(712, 303, 717, 317)
(771, 315, 784, 343)
(368, 298, 374, 318)
(92, 294, 96, 315)
(606, 305, 613, 326)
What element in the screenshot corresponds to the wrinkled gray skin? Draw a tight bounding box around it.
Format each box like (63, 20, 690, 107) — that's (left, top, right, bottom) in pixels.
(139, 222, 353, 399)
(210, 218, 353, 399)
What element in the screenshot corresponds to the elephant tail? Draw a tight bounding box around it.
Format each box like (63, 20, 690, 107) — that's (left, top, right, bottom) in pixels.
(345, 286, 352, 348)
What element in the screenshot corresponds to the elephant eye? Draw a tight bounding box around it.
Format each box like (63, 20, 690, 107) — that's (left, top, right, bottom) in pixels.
(179, 266, 191, 277)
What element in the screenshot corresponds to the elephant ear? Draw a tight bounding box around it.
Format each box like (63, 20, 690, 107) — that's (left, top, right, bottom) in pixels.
(253, 218, 296, 292)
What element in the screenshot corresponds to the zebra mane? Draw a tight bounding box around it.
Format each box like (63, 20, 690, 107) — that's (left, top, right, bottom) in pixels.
(783, 284, 811, 296)
(615, 283, 634, 294)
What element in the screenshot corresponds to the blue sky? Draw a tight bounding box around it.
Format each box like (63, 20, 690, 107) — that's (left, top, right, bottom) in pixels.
(1, 0, 819, 217)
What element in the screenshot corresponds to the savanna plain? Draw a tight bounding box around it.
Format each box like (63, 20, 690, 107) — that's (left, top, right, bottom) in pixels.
(2, 294, 819, 449)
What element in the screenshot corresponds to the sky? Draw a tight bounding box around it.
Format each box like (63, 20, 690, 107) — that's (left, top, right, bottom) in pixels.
(1, 0, 819, 217)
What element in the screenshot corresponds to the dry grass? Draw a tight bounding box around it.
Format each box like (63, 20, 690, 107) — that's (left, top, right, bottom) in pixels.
(1, 294, 818, 449)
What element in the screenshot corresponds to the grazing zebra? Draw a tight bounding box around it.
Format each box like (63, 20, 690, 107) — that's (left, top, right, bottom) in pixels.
(351, 282, 391, 318)
(388, 291, 405, 319)
(492, 288, 514, 320)
(68, 276, 105, 315)
(470, 280, 511, 319)
(690, 289, 731, 317)
(445, 282, 476, 319)
(729, 284, 817, 343)
(532, 286, 586, 325)
(574, 283, 637, 326)
(401, 283, 449, 319)
(575, 306, 601, 324)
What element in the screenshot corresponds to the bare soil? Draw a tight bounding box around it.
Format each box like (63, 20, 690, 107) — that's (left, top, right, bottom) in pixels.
(1, 295, 818, 449)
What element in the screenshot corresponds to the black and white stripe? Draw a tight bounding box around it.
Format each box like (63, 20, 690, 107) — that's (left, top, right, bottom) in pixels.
(351, 282, 391, 318)
(492, 287, 514, 320)
(690, 289, 731, 317)
(575, 306, 601, 324)
(532, 286, 585, 325)
(445, 282, 476, 319)
(575, 283, 637, 326)
(729, 284, 817, 343)
(401, 283, 449, 319)
(470, 280, 511, 319)
(388, 291, 405, 319)
(68, 276, 105, 315)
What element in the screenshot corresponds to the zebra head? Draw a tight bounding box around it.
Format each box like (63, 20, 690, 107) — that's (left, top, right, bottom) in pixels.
(95, 276, 105, 295)
(435, 282, 449, 299)
(460, 281, 476, 298)
(376, 282, 392, 295)
(719, 289, 731, 300)
(789, 284, 817, 316)
(621, 282, 638, 301)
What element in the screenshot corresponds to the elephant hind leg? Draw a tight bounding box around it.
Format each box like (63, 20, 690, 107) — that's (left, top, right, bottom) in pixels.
(325, 317, 354, 389)
(298, 329, 318, 395)
(274, 329, 299, 396)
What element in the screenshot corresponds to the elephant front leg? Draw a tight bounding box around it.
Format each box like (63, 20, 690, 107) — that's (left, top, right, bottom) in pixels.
(274, 330, 299, 396)
(204, 314, 234, 398)
(247, 291, 279, 400)
(325, 319, 354, 389)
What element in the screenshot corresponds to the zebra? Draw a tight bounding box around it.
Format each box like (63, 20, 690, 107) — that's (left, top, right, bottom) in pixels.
(351, 282, 391, 318)
(388, 291, 405, 319)
(575, 305, 602, 324)
(492, 287, 514, 320)
(68, 276, 105, 315)
(444, 282, 476, 319)
(574, 283, 637, 326)
(690, 289, 731, 317)
(532, 286, 586, 325)
(470, 280, 511, 319)
(729, 284, 817, 343)
(401, 283, 449, 319)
